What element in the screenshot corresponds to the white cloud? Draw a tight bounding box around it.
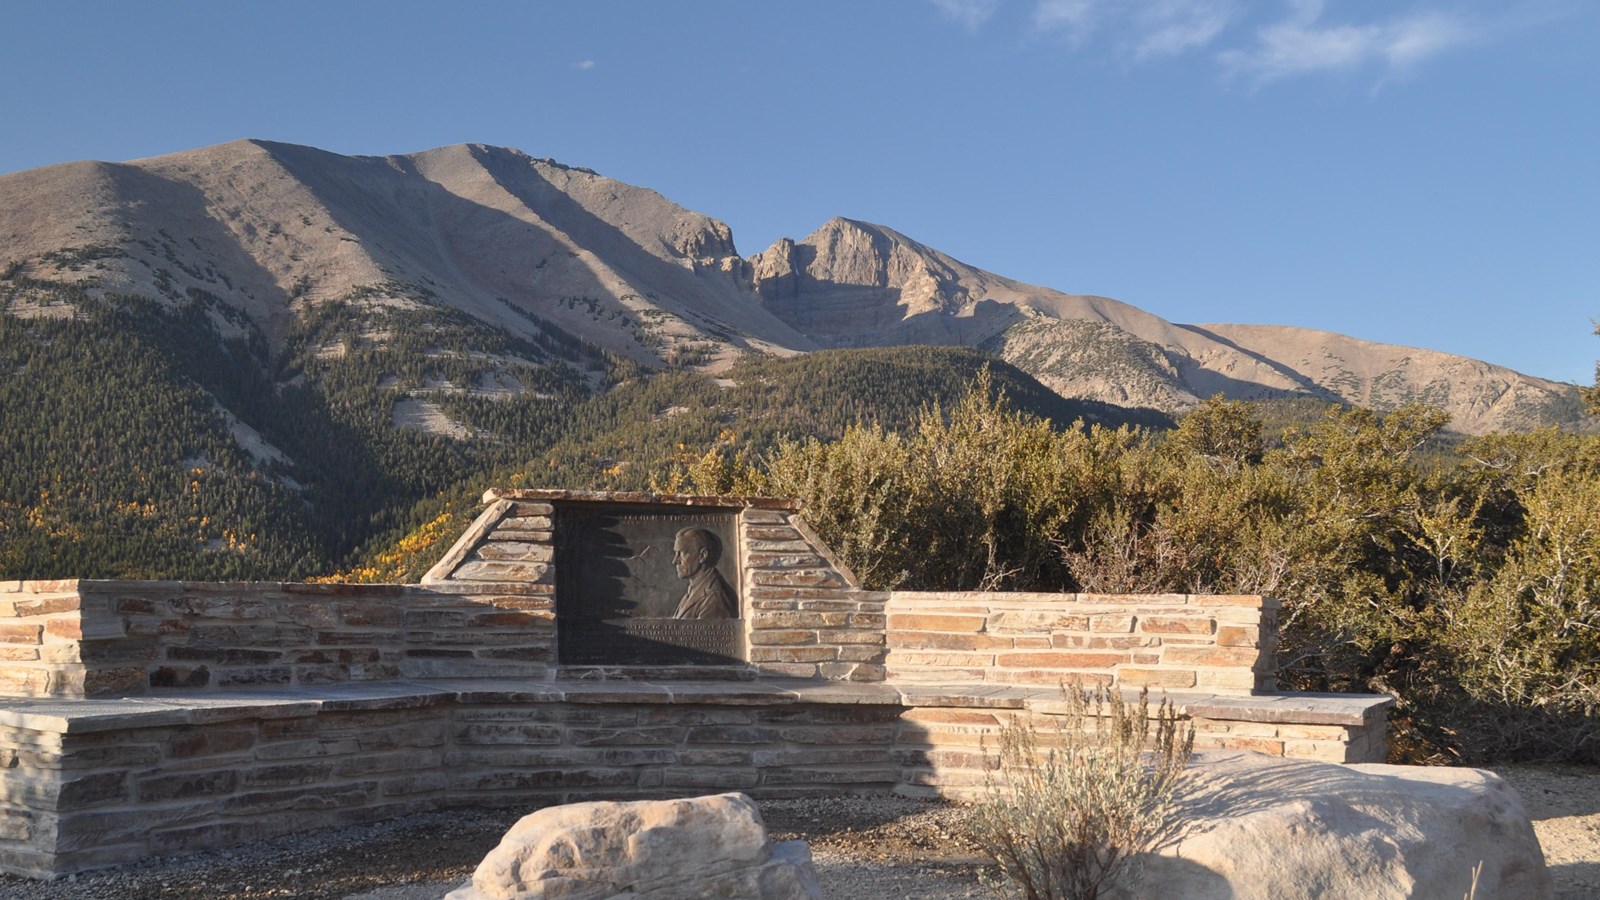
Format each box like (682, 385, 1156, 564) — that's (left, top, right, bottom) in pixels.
(573, 60, 596, 71)
(1132, 0, 1239, 59)
(1031, 0, 1237, 56)
(1020, 0, 1491, 85)
(1031, 0, 1099, 44)
(1220, 3, 1480, 85)
(930, 0, 1002, 31)
(1385, 12, 1477, 69)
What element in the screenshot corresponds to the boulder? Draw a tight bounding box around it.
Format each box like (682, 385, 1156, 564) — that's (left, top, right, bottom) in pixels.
(446, 792, 821, 900)
(1106, 750, 1553, 900)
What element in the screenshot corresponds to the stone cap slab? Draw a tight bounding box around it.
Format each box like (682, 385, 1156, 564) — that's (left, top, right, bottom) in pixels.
(896, 683, 1393, 727)
(483, 488, 802, 511)
(0, 694, 320, 733)
(440, 678, 900, 707)
(895, 683, 1036, 709)
(1181, 691, 1395, 726)
(0, 679, 904, 733)
(0, 679, 1393, 734)
(889, 590, 1283, 611)
(20, 579, 418, 594)
(0, 682, 461, 733)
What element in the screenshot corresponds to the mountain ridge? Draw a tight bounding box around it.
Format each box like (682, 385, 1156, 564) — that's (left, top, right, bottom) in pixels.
(1, 138, 1585, 435)
(747, 215, 1583, 434)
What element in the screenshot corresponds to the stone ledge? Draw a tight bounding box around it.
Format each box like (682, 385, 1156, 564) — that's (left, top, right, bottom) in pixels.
(555, 665, 757, 682)
(1182, 691, 1395, 726)
(0, 680, 1391, 734)
(0, 695, 319, 733)
(24, 579, 487, 596)
(889, 591, 1283, 611)
(483, 489, 802, 511)
(894, 682, 1392, 728)
(895, 684, 1032, 709)
(0, 680, 906, 733)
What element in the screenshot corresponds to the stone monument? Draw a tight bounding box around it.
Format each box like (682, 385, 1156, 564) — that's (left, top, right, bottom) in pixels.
(553, 502, 742, 666)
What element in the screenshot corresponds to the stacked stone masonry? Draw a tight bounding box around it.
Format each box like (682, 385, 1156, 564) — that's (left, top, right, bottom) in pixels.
(0, 490, 1393, 878)
(423, 492, 888, 683)
(886, 591, 1278, 694)
(0, 580, 555, 698)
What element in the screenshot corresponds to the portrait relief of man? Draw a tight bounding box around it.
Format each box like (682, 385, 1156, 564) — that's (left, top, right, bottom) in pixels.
(671, 527, 737, 619)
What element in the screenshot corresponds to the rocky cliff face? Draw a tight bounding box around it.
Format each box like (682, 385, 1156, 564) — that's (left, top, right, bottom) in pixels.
(751, 218, 1017, 346)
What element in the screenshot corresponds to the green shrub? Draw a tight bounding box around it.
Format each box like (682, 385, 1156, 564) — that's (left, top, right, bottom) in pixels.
(970, 685, 1194, 900)
(662, 375, 1600, 763)
(758, 370, 1124, 591)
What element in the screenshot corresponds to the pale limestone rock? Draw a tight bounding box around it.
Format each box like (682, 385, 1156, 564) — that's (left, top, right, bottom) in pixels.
(1105, 751, 1553, 900)
(446, 792, 821, 900)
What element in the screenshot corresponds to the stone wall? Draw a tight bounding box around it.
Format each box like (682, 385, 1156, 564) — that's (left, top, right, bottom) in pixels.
(0, 494, 1273, 700)
(886, 591, 1277, 694)
(0, 489, 1394, 879)
(0, 678, 1391, 878)
(741, 509, 887, 682)
(0, 683, 908, 877)
(893, 691, 1390, 797)
(5, 577, 1277, 699)
(0, 580, 81, 696)
(0, 580, 553, 698)
(0, 696, 456, 877)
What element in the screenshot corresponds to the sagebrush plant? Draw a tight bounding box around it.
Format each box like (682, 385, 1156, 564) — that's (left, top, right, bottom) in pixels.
(970, 684, 1195, 900)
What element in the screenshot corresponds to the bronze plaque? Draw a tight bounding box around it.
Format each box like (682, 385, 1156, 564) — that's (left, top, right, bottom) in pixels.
(555, 504, 742, 665)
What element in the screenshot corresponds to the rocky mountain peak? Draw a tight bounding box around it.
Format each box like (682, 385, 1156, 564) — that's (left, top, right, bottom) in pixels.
(748, 218, 974, 339)
(804, 218, 957, 290)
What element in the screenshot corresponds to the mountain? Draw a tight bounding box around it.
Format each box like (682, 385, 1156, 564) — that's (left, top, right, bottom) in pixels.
(0, 140, 813, 367)
(748, 217, 1586, 435)
(2, 138, 1587, 580)
(1, 141, 1584, 439)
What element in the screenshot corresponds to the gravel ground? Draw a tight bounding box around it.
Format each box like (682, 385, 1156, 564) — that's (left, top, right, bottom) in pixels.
(0, 798, 992, 900)
(0, 765, 1593, 899)
(1496, 764, 1600, 900)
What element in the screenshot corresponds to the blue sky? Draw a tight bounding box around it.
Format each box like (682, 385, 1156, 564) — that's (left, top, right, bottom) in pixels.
(3, 0, 1597, 383)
